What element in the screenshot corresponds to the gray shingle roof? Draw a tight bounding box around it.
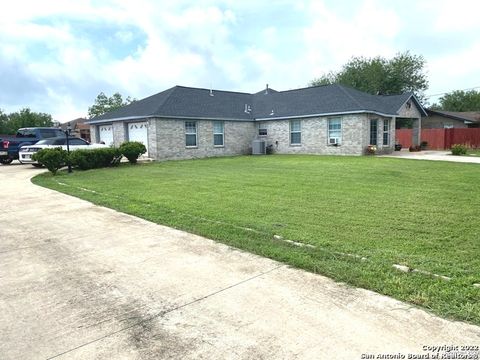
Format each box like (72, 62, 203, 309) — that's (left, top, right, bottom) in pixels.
(88, 84, 422, 123)
(426, 109, 480, 123)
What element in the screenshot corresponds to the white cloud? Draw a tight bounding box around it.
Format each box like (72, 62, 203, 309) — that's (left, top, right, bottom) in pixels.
(303, 0, 401, 77)
(1, 0, 480, 120)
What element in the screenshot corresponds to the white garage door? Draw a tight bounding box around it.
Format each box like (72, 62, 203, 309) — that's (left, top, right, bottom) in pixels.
(99, 125, 114, 146)
(128, 122, 148, 156)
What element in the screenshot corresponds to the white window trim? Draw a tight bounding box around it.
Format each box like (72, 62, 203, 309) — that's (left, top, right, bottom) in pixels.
(328, 117, 342, 145)
(290, 120, 302, 146)
(185, 121, 198, 148)
(213, 121, 224, 147)
(383, 119, 390, 146)
(370, 119, 378, 146)
(257, 123, 267, 137)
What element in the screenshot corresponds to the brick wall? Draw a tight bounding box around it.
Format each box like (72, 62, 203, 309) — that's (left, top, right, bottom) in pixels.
(150, 119, 255, 160)
(92, 113, 396, 159)
(257, 114, 395, 155)
(113, 122, 126, 147)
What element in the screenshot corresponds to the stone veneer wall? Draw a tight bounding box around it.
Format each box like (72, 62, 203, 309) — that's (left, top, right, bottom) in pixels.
(149, 118, 255, 160)
(257, 114, 395, 156)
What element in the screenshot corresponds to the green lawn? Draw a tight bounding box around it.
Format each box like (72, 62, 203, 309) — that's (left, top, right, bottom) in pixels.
(32, 155, 480, 324)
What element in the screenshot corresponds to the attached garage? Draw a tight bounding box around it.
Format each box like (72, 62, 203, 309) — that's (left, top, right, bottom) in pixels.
(99, 125, 114, 146)
(127, 122, 149, 156)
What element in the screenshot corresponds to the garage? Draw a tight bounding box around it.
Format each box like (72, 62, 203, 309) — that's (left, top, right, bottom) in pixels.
(128, 122, 148, 156)
(99, 125, 114, 146)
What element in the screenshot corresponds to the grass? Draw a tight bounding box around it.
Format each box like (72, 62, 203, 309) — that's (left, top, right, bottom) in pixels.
(467, 149, 480, 157)
(32, 155, 480, 325)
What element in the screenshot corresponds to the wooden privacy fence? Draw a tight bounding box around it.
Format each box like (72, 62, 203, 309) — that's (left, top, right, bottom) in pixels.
(395, 128, 480, 149)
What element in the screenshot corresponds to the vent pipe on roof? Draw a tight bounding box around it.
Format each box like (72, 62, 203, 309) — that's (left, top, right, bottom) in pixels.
(209, 88, 214, 96)
(265, 84, 269, 95)
(244, 104, 252, 114)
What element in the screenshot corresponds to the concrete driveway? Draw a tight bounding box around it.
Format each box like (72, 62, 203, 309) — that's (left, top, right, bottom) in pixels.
(1, 164, 479, 359)
(382, 149, 480, 164)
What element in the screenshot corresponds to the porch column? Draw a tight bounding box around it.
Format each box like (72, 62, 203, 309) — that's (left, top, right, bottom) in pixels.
(411, 118, 421, 146)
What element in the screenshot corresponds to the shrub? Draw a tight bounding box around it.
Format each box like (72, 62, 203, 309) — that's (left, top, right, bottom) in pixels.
(451, 144, 467, 156)
(32, 148, 68, 175)
(119, 141, 147, 164)
(69, 148, 122, 170)
(409, 145, 421, 152)
(420, 141, 428, 150)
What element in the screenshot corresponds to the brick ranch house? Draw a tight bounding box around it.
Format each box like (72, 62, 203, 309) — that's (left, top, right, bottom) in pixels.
(88, 84, 427, 160)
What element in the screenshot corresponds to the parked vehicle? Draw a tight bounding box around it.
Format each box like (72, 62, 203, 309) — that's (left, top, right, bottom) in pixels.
(0, 128, 65, 164)
(18, 137, 108, 166)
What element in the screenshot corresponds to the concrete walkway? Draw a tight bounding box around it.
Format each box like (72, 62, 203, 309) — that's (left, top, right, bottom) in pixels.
(0, 164, 479, 359)
(381, 149, 480, 163)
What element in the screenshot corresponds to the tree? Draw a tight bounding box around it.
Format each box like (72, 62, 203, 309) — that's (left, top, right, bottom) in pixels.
(0, 108, 53, 134)
(88, 92, 135, 118)
(310, 52, 428, 102)
(431, 90, 480, 111)
(0, 110, 9, 134)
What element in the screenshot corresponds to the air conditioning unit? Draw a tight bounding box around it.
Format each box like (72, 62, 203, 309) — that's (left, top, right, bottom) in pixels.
(252, 139, 266, 155)
(329, 138, 338, 145)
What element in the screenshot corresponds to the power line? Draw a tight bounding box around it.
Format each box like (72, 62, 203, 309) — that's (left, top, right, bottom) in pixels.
(425, 86, 480, 98)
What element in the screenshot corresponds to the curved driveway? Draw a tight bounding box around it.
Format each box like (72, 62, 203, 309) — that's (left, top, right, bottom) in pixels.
(0, 164, 479, 359)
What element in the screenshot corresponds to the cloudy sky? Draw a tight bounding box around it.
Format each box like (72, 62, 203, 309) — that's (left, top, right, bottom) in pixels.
(1, 0, 479, 121)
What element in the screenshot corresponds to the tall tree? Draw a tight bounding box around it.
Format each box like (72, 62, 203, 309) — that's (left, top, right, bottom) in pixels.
(0, 109, 9, 134)
(310, 52, 428, 102)
(431, 90, 480, 111)
(88, 92, 135, 118)
(0, 108, 53, 134)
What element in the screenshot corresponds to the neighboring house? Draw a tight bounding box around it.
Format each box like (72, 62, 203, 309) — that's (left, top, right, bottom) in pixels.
(424, 109, 480, 129)
(61, 118, 91, 142)
(87, 84, 426, 160)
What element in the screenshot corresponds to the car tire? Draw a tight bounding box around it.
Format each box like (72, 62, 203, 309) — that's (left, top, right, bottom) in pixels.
(0, 158, 13, 165)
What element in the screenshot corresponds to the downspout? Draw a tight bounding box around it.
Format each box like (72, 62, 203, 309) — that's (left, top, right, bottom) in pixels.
(418, 116, 422, 146)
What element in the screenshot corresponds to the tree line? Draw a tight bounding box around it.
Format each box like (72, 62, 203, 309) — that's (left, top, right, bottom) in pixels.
(0, 108, 54, 135)
(310, 51, 480, 112)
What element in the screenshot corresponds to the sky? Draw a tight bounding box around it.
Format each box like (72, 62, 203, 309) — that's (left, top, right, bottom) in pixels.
(1, 0, 480, 122)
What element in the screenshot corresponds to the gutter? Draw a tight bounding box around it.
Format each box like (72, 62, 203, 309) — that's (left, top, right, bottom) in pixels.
(87, 114, 253, 124)
(88, 109, 401, 125)
(255, 110, 397, 121)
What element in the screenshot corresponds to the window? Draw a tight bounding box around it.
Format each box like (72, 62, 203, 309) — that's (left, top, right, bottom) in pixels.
(383, 119, 390, 145)
(185, 121, 197, 147)
(16, 129, 36, 137)
(39, 129, 64, 138)
(70, 138, 88, 145)
(257, 123, 267, 136)
(290, 120, 301, 145)
(370, 119, 378, 145)
(213, 121, 224, 146)
(328, 118, 342, 144)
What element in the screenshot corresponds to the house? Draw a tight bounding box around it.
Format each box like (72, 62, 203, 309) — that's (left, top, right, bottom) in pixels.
(87, 84, 426, 160)
(424, 109, 480, 129)
(61, 118, 91, 142)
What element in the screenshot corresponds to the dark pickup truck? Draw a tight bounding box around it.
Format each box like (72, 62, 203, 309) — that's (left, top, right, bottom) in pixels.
(0, 127, 65, 164)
